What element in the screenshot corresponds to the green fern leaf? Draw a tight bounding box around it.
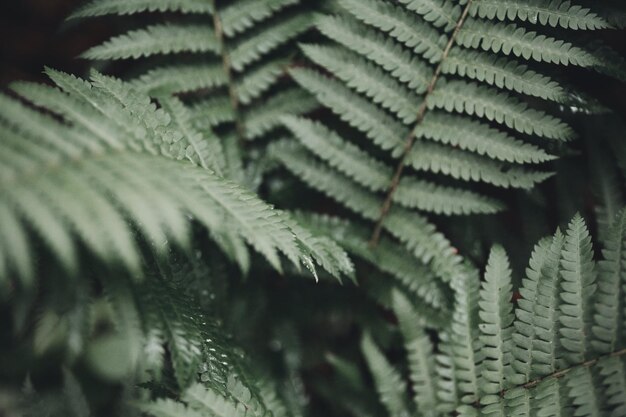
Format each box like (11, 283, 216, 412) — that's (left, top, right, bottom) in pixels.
(361, 332, 411, 417)
(398, 0, 461, 32)
(442, 49, 569, 103)
(428, 80, 574, 140)
(282, 116, 502, 215)
(229, 13, 313, 71)
(316, 15, 432, 93)
(392, 289, 440, 416)
(478, 246, 514, 400)
(511, 233, 565, 383)
(132, 63, 227, 96)
(69, 0, 213, 19)
(338, 0, 446, 63)
(592, 209, 626, 353)
(82, 24, 220, 60)
(416, 113, 555, 164)
(559, 214, 597, 364)
(458, 20, 598, 66)
(469, 0, 610, 30)
(220, 0, 300, 37)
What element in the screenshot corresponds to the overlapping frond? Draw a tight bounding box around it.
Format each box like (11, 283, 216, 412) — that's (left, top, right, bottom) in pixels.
(361, 332, 411, 417)
(364, 213, 626, 417)
(270, 139, 465, 283)
(273, 0, 623, 278)
(293, 212, 450, 319)
(469, 0, 611, 30)
(74, 0, 317, 184)
(69, 0, 214, 18)
(140, 380, 272, 417)
(392, 289, 439, 416)
(0, 70, 350, 286)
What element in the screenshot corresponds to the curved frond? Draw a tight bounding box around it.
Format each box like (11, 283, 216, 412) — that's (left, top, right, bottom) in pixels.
(392, 289, 439, 415)
(69, 0, 213, 19)
(478, 246, 514, 400)
(361, 332, 411, 417)
(469, 0, 610, 30)
(458, 20, 598, 66)
(559, 214, 597, 365)
(82, 24, 220, 60)
(0, 72, 348, 284)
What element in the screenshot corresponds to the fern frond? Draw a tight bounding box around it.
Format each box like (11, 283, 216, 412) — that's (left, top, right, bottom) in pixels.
(398, 0, 461, 32)
(280, 213, 355, 282)
(302, 44, 422, 124)
(294, 213, 449, 313)
(139, 277, 208, 388)
(236, 58, 288, 105)
(442, 49, 569, 103)
(191, 97, 235, 129)
(469, 0, 610, 30)
(289, 68, 407, 152)
(244, 89, 317, 140)
(316, 16, 432, 93)
(69, 0, 213, 19)
(220, 0, 300, 37)
(559, 214, 597, 364)
(376, 214, 626, 416)
(82, 24, 220, 60)
(597, 357, 626, 417)
(271, 140, 464, 282)
(392, 289, 439, 415)
(445, 267, 482, 406)
(565, 366, 602, 417)
(416, 113, 555, 164)
(458, 20, 598, 66)
(132, 63, 227, 95)
(185, 380, 267, 417)
(282, 0, 622, 261)
(140, 380, 268, 417)
(429, 80, 574, 140)
(407, 141, 553, 189)
(478, 246, 514, 400)
(229, 13, 313, 71)
(592, 209, 626, 354)
(159, 95, 225, 174)
(338, 0, 446, 64)
(511, 233, 565, 383)
(361, 332, 411, 417)
(282, 116, 502, 215)
(0, 72, 348, 283)
(139, 398, 204, 417)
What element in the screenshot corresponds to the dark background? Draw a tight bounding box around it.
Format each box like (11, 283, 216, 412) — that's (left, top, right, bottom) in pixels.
(0, 0, 109, 86)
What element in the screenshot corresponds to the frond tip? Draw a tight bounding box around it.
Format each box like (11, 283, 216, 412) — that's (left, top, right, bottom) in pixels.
(366, 212, 626, 416)
(0, 70, 351, 286)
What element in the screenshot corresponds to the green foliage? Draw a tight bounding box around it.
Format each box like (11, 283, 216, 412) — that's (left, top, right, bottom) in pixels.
(0, 70, 350, 284)
(356, 212, 626, 416)
(2, 1, 626, 417)
(72, 0, 317, 166)
(274, 0, 624, 275)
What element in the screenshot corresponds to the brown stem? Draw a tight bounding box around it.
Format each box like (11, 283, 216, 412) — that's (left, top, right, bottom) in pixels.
(517, 347, 626, 392)
(369, 0, 473, 247)
(211, 0, 246, 141)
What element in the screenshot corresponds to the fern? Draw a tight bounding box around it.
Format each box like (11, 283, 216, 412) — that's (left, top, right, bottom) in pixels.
(275, 0, 624, 275)
(72, 0, 318, 187)
(0, 69, 350, 285)
(356, 212, 626, 416)
(3, 2, 626, 417)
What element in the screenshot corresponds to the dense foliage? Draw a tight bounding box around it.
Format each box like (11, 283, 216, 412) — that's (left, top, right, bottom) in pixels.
(0, 0, 625, 416)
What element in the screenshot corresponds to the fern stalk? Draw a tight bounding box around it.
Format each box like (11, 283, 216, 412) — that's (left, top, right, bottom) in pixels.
(369, 0, 474, 246)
